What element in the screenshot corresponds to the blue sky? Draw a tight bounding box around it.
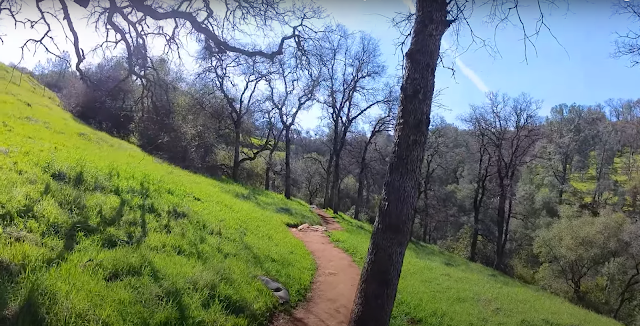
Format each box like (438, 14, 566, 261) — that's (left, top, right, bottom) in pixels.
(312, 0, 640, 129)
(2, 0, 640, 130)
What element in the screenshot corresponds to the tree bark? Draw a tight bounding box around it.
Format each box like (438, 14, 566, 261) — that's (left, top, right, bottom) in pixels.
(330, 153, 341, 212)
(284, 127, 292, 199)
(265, 128, 283, 191)
(593, 146, 608, 204)
(264, 162, 271, 191)
(354, 170, 366, 221)
(348, 1, 450, 325)
(354, 175, 366, 220)
(494, 177, 507, 271)
(323, 152, 334, 208)
(329, 123, 349, 212)
(325, 120, 340, 209)
(354, 137, 374, 221)
(613, 263, 640, 320)
(470, 219, 479, 262)
(557, 154, 569, 204)
(421, 189, 429, 242)
(470, 149, 489, 262)
(330, 130, 348, 213)
(232, 123, 241, 182)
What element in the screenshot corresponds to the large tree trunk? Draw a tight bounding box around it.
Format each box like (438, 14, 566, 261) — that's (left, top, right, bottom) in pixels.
(354, 170, 366, 220)
(501, 195, 514, 259)
(284, 127, 292, 199)
(494, 177, 507, 271)
(354, 138, 374, 221)
(470, 185, 481, 262)
(264, 161, 272, 191)
(324, 122, 340, 209)
(330, 135, 348, 213)
(613, 263, 640, 320)
(470, 218, 479, 262)
(410, 187, 423, 237)
(265, 129, 283, 191)
(232, 124, 241, 182)
(323, 152, 334, 208)
(593, 147, 608, 204)
(421, 189, 429, 242)
(626, 148, 634, 181)
(348, 1, 450, 325)
(558, 154, 569, 204)
(331, 129, 351, 212)
(470, 156, 488, 262)
(330, 151, 341, 212)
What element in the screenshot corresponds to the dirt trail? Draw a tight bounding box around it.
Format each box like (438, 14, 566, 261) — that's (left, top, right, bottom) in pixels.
(271, 209, 360, 326)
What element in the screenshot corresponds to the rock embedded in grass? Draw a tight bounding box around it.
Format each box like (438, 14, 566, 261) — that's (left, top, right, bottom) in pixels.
(297, 224, 327, 232)
(258, 276, 290, 304)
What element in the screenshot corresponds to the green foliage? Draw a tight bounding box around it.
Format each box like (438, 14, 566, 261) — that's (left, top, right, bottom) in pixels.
(533, 210, 627, 308)
(329, 214, 621, 326)
(0, 63, 320, 325)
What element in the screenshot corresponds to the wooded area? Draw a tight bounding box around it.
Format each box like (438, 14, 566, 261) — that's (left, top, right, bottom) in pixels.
(5, 0, 640, 324)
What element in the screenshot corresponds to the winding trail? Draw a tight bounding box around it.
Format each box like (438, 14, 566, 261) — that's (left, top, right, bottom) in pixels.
(271, 208, 361, 326)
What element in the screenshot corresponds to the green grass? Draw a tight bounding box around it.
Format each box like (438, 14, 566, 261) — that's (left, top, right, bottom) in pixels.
(569, 151, 631, 205)
(0, 64, 320, 325)
(329, 214, 621, 326)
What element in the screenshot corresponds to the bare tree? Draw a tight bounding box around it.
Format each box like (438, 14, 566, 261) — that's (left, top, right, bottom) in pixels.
(2, 1, 324, 82)
(349, 0, 565, 320)
(607, 98, 640, 180)
(348, 1, 451, 324)
(266, 47, 321, 199)
(541, 103, 588, 204)
(300, 153, 328, 205)
(416, 117, 449, 243)
(353, 102, 397, 221)
(317, 24, 389, 212)
(591, 112, 620, 205)
(199, 53, 274, 182)
(613, 0, 640, 67)
(469, 92, 542, 270)
(470, 135, 493, 263)
(263, 112, 284, 191)
(462, 111, 496, 262)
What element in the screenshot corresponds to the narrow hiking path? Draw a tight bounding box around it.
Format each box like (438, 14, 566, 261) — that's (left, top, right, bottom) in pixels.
(271, 209, 360, 326)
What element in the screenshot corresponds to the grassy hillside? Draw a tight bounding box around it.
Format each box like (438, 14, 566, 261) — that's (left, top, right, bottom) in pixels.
(569, 152, 631, 204)
(329, 215, 621, 326)
(0, 64, 320, 325)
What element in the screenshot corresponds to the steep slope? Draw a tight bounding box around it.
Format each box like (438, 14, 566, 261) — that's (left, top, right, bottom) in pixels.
(329, 215, 621, 326)
(0, 64, 320, 325)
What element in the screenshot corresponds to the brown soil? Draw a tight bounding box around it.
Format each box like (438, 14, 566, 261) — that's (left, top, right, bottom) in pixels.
(271, 209, 360, 326)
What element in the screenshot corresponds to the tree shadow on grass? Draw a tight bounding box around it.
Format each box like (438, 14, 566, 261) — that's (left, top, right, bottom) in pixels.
(330, 215, 372, 236)
(1, 285, 46, 326)
(232, 188, 312, 225)
(146, 262, 189, 323)
(99, 197, 126, 228)
(45, 218, 99, 266)
(146, 258, 261, 324)
(0, 258, 21, 324)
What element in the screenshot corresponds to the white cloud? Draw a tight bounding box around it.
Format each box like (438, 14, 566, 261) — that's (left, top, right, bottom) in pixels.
(400, 0, 489, 94)
(443, 40, 490, 93)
